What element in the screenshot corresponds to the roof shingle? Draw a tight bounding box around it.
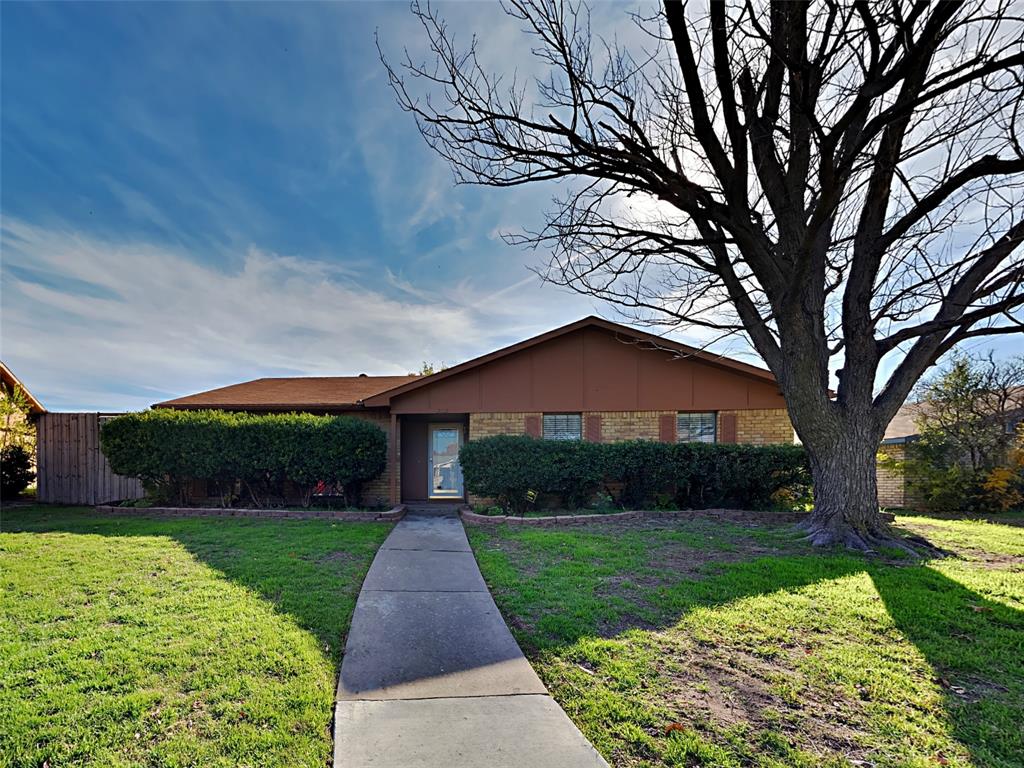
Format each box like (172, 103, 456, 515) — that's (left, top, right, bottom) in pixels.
(154, 375, 418, 410)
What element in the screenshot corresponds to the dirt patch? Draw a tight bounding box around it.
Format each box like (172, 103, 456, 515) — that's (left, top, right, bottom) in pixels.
(648, 540, 801, 575)
(568, 515, 798, 537)
(308, 550, 360, 567)
(954, 549, 1024, 569)
(654, 640, 869, 761)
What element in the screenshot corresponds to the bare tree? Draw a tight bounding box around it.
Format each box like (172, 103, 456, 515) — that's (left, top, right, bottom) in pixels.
(382, 0, 1024, 550)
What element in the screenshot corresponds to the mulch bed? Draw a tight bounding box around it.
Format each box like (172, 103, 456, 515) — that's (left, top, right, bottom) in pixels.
(461, 507, 895, 526)
(93, 504, 406, 522)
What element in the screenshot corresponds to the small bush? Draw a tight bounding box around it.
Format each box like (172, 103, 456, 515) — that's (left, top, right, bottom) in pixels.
(602, 440, 677, 509)
(676, 442, 810, 510)
(459, 435, 603, 513)
(100, 410, 386, 507)
(901, 428, 1024, 513)
(461, 436, 810, 512)
(1, 445, 35, 499)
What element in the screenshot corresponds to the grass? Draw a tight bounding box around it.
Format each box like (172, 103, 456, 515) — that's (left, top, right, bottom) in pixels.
(0, 505, 391, 768)
(467, 513, 1024, 768)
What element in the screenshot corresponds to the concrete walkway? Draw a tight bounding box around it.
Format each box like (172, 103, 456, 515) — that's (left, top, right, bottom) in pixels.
(335, 514, 608, 767)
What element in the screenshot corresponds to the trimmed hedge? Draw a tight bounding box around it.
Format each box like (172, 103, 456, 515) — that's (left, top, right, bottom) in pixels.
(460, 435, 603, 513)
(100, 409, 387, 507)
(460, 435, 809, 512)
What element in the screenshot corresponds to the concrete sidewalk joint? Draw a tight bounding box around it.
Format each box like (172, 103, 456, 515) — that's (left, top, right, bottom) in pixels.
(334, 514, 608, 767)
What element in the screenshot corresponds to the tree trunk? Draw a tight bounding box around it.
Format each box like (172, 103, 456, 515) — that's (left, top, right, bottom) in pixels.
(800, 435, 890, 550)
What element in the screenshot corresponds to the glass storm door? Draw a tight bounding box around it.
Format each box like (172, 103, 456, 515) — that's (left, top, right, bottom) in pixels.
(428, 424, 463, 499)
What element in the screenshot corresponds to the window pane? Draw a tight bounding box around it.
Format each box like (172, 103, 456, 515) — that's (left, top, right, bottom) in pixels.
(677, 412, 716, 443)
(543, 413, 582, 441)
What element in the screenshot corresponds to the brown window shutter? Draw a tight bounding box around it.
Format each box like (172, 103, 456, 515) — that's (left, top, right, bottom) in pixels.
(585, 414, 602, 442)
(659, 413, 676, 443)
(525, 415, 541, 437)
(719, 412, 737, 443)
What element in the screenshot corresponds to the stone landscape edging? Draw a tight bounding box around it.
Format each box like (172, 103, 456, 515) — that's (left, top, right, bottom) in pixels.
(460, 507, 895, 526)
(93, 503, 406, 522)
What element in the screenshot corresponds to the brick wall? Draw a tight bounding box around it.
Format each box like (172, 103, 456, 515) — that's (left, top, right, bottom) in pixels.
(876, 442, 925, 510)
(723, 408, 794, 445)
(588, 411, 668, 442)
(876, 444, 905, 508)
(350, 410, 394, 507)
(469, 412, 540, 439)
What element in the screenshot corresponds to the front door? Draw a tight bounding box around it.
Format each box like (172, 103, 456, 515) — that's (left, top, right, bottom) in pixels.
(428, 424, 463, 499)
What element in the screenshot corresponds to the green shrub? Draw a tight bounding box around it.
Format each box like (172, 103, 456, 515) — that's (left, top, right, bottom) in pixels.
(459, 435, 602, 512)
(546, 439, 604, 509)
(669, 443, 808, 509)
(461, 436, 810, 512)
(100, 410, 386, 507)
(602, 440, 677, 509)
(1, 445, 35, 499)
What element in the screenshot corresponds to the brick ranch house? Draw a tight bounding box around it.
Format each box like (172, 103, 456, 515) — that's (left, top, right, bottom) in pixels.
(154, 317, 795, 506)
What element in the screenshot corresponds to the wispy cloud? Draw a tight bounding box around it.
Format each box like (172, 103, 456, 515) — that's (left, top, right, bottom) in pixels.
(1, 219, 588, 410)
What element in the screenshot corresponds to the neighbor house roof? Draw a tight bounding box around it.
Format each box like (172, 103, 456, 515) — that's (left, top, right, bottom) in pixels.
(882, 402, 928, 444)
(883, 387, 1024, 444)
(154, 375, 418, 411)
(363, 315, 779, 407)
(0, 361, 46, 415)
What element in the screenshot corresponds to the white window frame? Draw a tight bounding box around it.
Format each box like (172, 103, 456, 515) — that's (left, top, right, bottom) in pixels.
(677, 411, 717, 443)
(542, 413, 582, 441)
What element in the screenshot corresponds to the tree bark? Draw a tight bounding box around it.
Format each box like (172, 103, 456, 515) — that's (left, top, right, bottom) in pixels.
(800, 435, 888, 550)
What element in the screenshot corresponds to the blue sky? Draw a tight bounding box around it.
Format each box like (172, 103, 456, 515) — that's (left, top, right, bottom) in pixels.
(2, 2, 1017, 412)
(1, 1, 606, 410)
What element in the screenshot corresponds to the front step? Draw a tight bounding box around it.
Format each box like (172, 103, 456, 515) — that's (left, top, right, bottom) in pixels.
(403, 503, 465, 518)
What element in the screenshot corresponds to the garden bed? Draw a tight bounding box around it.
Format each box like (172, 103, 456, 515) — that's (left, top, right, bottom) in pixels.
(95, 503, 406, 522)
(461, 507, 895, 526)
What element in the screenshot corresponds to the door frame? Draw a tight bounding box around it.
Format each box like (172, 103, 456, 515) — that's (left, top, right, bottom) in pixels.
(427, 423, 464, 499)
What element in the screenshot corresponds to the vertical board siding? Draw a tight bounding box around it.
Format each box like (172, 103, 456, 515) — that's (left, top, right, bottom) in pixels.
(35, 413, 144, 505)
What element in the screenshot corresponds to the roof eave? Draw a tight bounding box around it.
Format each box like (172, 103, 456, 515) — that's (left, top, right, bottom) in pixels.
(153, 402, 365, 411)
(0, 361, 47, 414)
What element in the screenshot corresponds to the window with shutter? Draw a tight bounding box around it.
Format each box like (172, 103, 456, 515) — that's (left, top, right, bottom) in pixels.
(676, 412, 717, 443)
(542, 413, 582, 441)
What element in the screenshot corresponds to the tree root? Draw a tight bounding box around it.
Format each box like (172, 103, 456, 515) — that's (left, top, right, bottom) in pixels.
(796, 518, 944, 558)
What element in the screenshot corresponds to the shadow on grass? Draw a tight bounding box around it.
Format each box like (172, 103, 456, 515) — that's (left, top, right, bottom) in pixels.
(869, 565, 1024, 767)
(471, 523, 1023, 767)
(9, 508, 1022, 765)
(2, 506, 391, 666)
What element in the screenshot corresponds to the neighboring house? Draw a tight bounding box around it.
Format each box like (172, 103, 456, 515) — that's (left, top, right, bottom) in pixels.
(877, 395, 1024, 510)
(155, 316, 795, 506)
(1, 361, 46, 451)
(877, 403, 928, 510)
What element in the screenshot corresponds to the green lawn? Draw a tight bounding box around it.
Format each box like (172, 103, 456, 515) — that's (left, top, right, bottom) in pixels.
(0, 506, 391, 768)
(468, 514, 1024, 768)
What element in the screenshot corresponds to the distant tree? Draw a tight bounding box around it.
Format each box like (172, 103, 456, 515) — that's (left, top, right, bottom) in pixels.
(410, 361, 447, 376)
(383, 0, 1024, 550)
(900, 353, 1024, 511)
(913, 353, 1024, 472)
(0, 383, 35, 452)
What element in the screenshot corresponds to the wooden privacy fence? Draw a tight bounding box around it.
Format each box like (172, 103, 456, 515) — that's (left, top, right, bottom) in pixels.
(36, 413, 144, 505)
